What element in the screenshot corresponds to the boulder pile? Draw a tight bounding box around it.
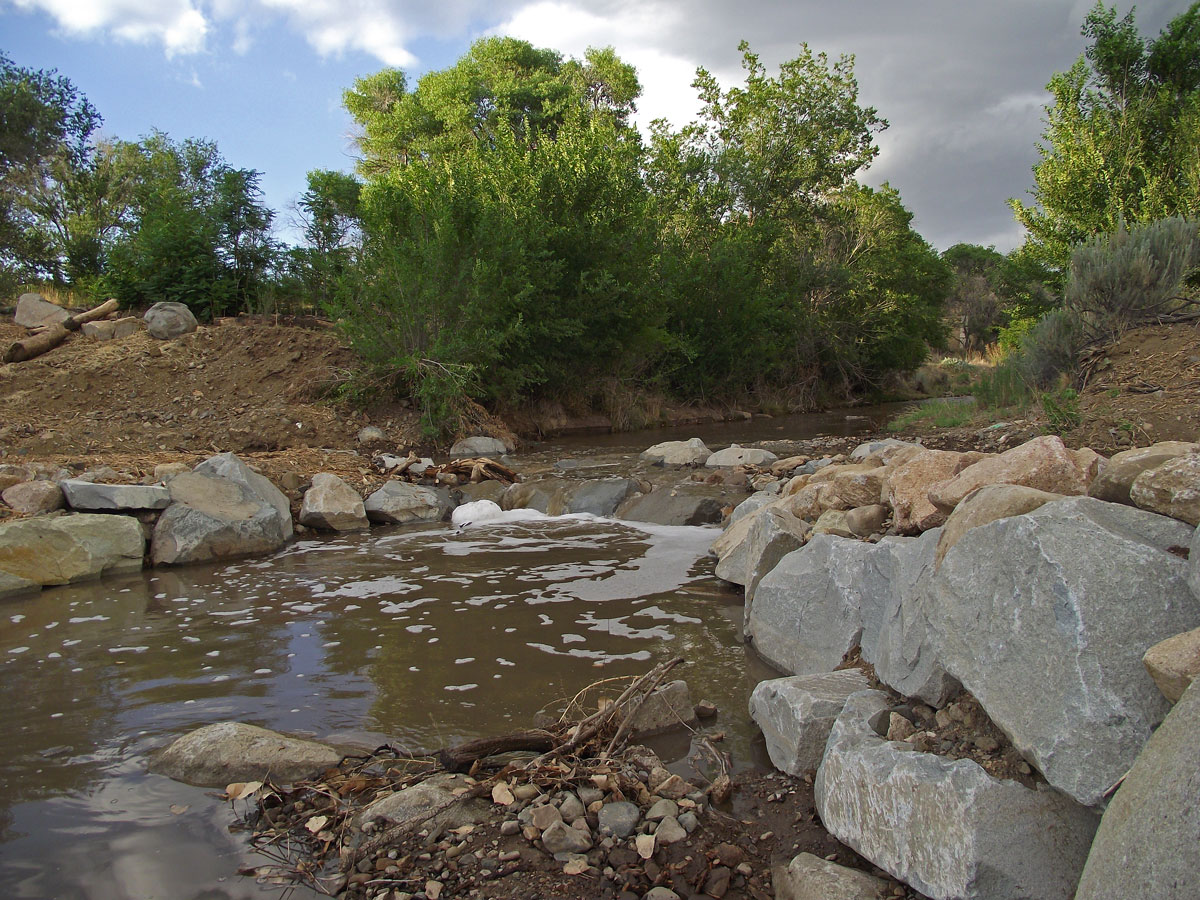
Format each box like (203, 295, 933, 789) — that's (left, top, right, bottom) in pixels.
(714, 435, 1200, 900)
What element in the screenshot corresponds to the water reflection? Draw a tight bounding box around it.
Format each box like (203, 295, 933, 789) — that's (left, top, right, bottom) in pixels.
(0, 515, 773, 898)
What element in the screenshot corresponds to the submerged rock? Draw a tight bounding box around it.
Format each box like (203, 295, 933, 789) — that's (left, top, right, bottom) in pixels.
(150, 722, 341, 787)
(364, 481, 448, 524)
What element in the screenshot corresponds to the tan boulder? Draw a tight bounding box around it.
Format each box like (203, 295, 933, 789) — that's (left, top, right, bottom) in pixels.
(1143, 627, 1200, 702)
(935, 484, 1063, 568)
(2, 480, 64, 514)
(1089, 441, 1199, 506)
(783, 474, 811, 496)
(844, 504, 889, 537)
(828, 465, 889, 509)
(886, 449, 984, 534)
(1129, 453, 1200, 525)
(771, 455, 810, 477)
(812, 509, 854, 538)
(779, 482, 845, 523)
(929, 436, 1088, 513)
(1072, 447, 1107, 484)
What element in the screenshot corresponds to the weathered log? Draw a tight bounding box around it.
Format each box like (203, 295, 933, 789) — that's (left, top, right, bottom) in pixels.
(436, 729, 559, 772)
(4, 298, 121, 363)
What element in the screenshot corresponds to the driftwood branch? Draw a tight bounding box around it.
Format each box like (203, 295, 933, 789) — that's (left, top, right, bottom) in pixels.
(436, 729, 558, 773)
(4, 298, 120, 364)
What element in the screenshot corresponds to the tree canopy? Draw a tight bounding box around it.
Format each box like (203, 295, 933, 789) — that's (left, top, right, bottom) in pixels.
(1012, 1, 1200, 268)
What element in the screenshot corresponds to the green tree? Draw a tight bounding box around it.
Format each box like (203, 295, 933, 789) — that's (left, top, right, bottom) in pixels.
(344, 37, 639, 175)
(1012, 2, 1200, 268)
(101, 133, 277, 317)
(288, 169, 362, 309)
(0, 50, 102, 288)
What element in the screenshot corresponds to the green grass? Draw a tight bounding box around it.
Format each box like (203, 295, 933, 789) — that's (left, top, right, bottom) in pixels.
(887, 399, 978, 432)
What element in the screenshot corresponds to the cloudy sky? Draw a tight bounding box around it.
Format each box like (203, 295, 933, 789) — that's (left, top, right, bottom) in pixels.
(0, 0, 1186, 250)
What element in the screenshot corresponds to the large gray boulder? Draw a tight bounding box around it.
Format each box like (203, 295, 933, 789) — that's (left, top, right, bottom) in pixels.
(449, 435, 512, 457)
(567, 477, 640, 517)
(14, 292, 70, 328)
(1074, 680, 1200, 900)
(299, 473, 369, 531)
(616, 483, 734, 526)
(0, 513, 145, 586)
(364, 482, 448, 524)
(59, 479, 170, 512)
(152, 469, 291, 566)
(743, 507, 812, 613)
(194, 452, 292, 538)
(149, 722, 341, 787)
(749, 670, 870, 775)
(816, 691, 1098, 900)
(746, 535, 876, 675)
(502, 478, 570, 515)
(930, 497, 1198, 807)
(639, 438, 710, 467)
(859, 530, 959, 706)
(142, 301, 197, 339)
(728, 490, 778, 527)
(705, 444, 778, 468)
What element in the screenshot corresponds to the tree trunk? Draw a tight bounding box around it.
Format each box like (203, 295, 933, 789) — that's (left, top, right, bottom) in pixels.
(4, 298, 121, 363)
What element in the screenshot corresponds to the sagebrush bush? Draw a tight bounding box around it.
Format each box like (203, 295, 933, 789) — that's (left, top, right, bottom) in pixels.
(1065, 217, 1200, 342)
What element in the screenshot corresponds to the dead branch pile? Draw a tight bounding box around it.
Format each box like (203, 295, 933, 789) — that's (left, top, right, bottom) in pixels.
(229, 658, 704, 897)
(374, 451, 519, 486)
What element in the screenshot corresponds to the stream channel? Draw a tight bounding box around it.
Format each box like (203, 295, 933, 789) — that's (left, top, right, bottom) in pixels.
(0, 404, 907, 899)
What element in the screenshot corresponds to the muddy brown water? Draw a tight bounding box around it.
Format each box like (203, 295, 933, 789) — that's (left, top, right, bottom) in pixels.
(0, 407, 902, 899)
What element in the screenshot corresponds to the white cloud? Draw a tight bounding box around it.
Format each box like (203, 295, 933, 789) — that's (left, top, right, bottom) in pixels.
(256, 0, 416, 67)
(10, 0, 208, 55)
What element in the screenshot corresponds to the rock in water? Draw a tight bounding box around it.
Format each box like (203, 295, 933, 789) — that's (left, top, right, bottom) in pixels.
(0, 513, 145, 586)
(299, 473, 369, 531)
(149, 722, 341, 786)
(639, 438, 710, 466)
(364, 482, 447, 524)
(142, 301, 198, 339)
(450, 435, 512, 457)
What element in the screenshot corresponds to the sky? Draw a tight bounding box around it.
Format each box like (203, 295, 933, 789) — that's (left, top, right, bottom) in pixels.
(0, 0, 1187, 251)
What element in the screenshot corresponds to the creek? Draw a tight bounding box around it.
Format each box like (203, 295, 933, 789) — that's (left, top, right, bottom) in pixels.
(0, 404, 904, 899)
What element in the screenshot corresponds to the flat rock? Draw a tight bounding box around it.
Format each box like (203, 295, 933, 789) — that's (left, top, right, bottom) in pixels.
(149, 722, 341, 787)
(773, 852, 890, 900)
(1089, 442, 1198, 506)
(143, 301, 198, 339)
(934, 483, 1062, 568)
(2, 480, 64, 514)
(1074, 680, 1200, 900)
(59, 479, 170, 512)
(567, 477, 639, 517)
(299, 473, 369, 531)
(749, 670, 871, 775)
(705, 444, 778, 468)
(0, 513, 145, 586)
(816, 691, 1098, 900)
(364, 482, 448, 524)
(15, 292, 70, 328)
(850, 438, 922, 465)
(1130, 453, 1200, 525)
(640, 438, 710, 466)
(1143, 627, 1200, 703)
(929, 435, 1089, 513)
(357, 773, 491, 832)
(653, 815, 686, 845)
(81, 320, 116, 340)
(930, 496, 1198, 806)
(450, 435, 512, 457)
(886, 449, 982, 534)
